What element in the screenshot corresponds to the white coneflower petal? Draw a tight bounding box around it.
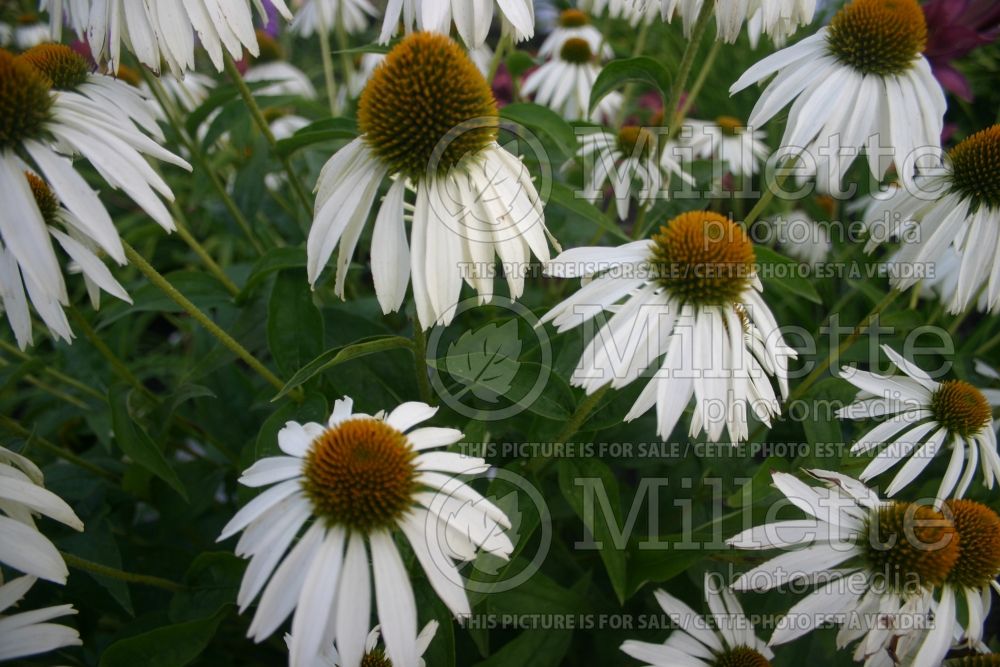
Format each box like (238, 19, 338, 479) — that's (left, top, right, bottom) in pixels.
(220, 396, 510, 667)
(0, 575, 81, 662)
(542, 210, 796, 443)
(731, 0, 943, 190)
(839, 344, 999, 499)
(308, 33, 556, 327)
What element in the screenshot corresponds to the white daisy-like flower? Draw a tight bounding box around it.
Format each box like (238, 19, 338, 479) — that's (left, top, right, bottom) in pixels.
(379, 0, 535, 48)
(678, 116, 769, 178)
(145, 71, 216, 115)
(0, 445, 83, 584)
(538, 9, 613, 60)
(308, 33, 557, 327)
(582, 0, 657, 25)
(620, 573, 774, 666)
(540, 210, 797, 443)
(290, 0, 377, 37)
(245, 61, 318, 99)
(862, 125, 1000, 315)
(770, 210, 831, 266)
(728, 468, 975, 667)
(578, 126, 694, 221)
(12, 15, 51, 50)
(0, 575, 81, 662)
(288, 621, 438, 667)
(0, 46, 190, 347)
(838, 344, 1000, 501)
(521, 38, 622, 123)
(39, 0, 90, 40)
(657, 0, 815, 43)
(218, 396, 513, 667)
(729, 0, 945, 191)
(67, 0, 292, 74)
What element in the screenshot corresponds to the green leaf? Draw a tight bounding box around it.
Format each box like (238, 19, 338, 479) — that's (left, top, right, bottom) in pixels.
(238, 246, 307, 302)
(505, 50, 536, 77)
(109, 386, 187, 500)
(275, 117, 359, 157)
(549, 182, 630, 242)
(557, 458, 628, 603)
(500, 103, 578, 156)
(99, 609, 227, 667)
(267, 269, 324, 377)
(445, 320, 522, 402)
(627, 545, 706, 597)
(755, 245, 823, 305)
(474, 628, 572, 667)
(589, 57, 672, 114)
(273, 336, 414, 400)
(169, 552, 245, 623)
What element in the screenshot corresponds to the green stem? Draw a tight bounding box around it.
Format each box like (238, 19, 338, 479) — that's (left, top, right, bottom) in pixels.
(123, 241, 294, 397)
(60, 552, 186, 592)
(140, 68, 265, 255)
(528, 384, 612, 474)
(676, 37, 721, 124)
(789, 288, 902, 403)
(411, 316, 433, 405)
(664, 1, 714, 139)
(170, 203, 240, 297)
(556, 384, 611, 444)
(71, 307, 155, 402)
(0, 416, 118, 482)
(741, 156, 796, 227)
(0, 340, 105, 401)
(223, 52, 315, 217)
(976, 328, 1000, 356)
(0, 358, 89, 408)
(487, 34, 512, 84)
(617, 20, 653, 125)
(333, 4, 354, 100)
(317, 6, 339, 114)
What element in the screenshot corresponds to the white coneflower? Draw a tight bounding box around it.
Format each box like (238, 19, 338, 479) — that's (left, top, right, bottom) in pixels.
(39, 0, 90, 40)
(771, 210, 831, 265)
(521, 38, 622, 123)
(0, 445, 83, 584)
(578, 126, 694, 220)
(730, 0, 945, 190)
(620, 573, 773, 666)
(146, 71, 216, 115)
(290, 0, 377, 37)
(379, 0, 535, 47)
(838, 344, 1000, 501)
(70, 0, 292, 74)
(219, 396, 512, 667)
(678, 116, 769, 178)
(583, 0, 658, 25)
(863, 125, 1000, 315)
(308, 33, 557, 327)
(658, 0, 815, 43)
(541, 210, 797, 443)
(0, 575, 81, 662)
(0, 46, 190, 347)
(288, 621, 438, 667)
(12, 13, 51, 50)
(728, 469, 966, 667)
(538, 9, 613, 60)
(243, 32, 318, 99)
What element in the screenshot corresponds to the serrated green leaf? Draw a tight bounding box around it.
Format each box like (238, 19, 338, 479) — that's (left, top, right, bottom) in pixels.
(99, 609, 227, 667)
(589, 57, 671, 113)
(273, 336, 414, 400)
(557, 458, 629, 604)
(109, 386, 187, 500)
(267, 269, 324, 377)
(755, 245, 823, 305)
(444, 320, 522, 402)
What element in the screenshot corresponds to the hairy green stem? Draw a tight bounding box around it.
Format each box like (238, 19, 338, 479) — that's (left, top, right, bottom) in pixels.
(223, 52, 315, 217)
(317, 6, 339, 114)
(61, 552, 186, 592)
(663, 1, 714, 138)
(140, 68, 265, 255)
(0, 416, 119, 482)
(123, 242, 295, 397)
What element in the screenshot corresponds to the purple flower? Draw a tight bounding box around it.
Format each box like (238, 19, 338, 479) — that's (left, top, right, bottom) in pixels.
(923, 0, 1000, 101)
(260, 0, 283, 37)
